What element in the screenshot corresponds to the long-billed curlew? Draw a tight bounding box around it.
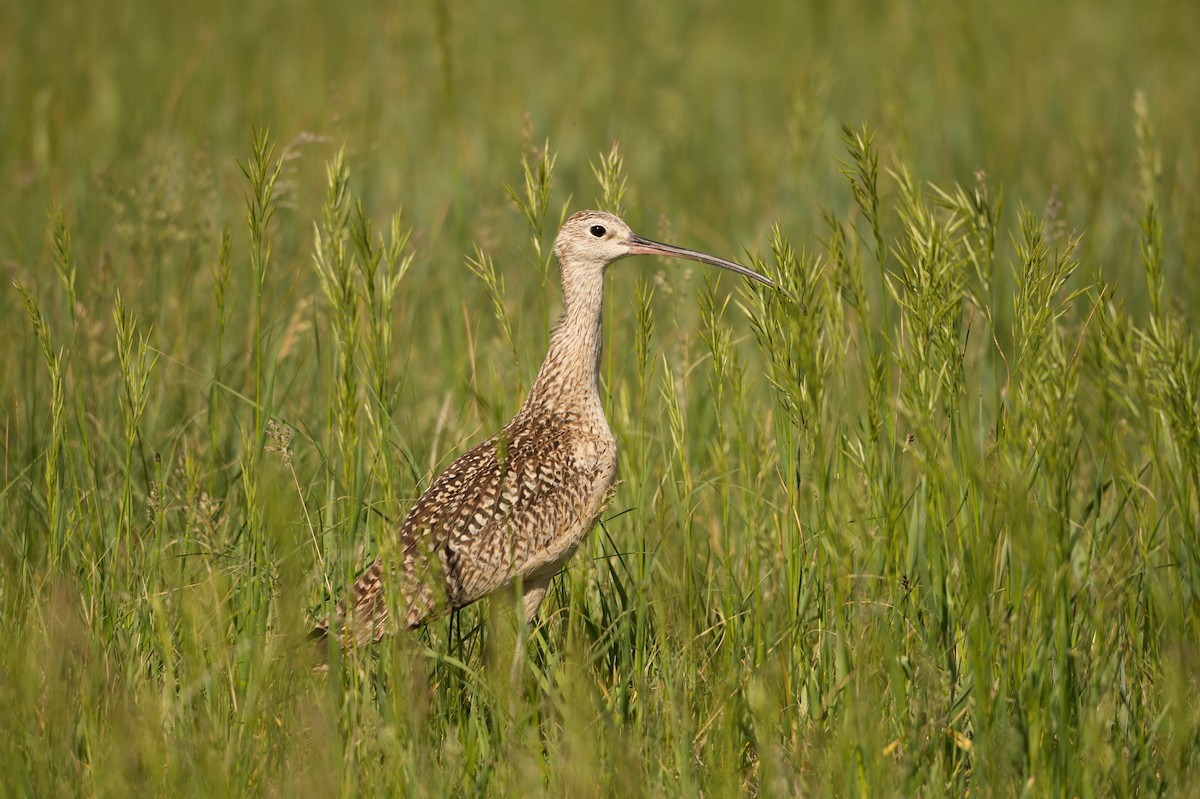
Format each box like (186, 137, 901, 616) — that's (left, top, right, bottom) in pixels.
(313, 210, 773, 655)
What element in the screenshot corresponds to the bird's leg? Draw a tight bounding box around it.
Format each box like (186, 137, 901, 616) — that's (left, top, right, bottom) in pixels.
(510, 575, 551, 690)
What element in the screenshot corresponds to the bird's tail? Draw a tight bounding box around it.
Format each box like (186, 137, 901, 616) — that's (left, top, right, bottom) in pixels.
(311, 559, 390, 650)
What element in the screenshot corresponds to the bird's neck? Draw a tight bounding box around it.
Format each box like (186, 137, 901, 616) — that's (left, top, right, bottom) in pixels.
(521, 269, 606, 418)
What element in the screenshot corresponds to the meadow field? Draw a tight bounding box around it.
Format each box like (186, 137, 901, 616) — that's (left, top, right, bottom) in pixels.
(3, 0, 1199, 795)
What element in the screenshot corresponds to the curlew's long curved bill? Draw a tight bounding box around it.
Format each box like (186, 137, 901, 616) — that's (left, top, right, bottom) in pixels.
(627, 234, 774, 288)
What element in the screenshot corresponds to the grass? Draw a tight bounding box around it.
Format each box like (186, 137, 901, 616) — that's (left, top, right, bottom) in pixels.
(2, 0, 1199, 795)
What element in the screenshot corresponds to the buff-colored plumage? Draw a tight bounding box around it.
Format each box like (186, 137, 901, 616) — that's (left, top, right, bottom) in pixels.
(313, 210, 772, 649)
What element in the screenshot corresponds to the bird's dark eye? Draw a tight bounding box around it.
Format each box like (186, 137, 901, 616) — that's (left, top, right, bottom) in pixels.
(589, 225, 606, 237)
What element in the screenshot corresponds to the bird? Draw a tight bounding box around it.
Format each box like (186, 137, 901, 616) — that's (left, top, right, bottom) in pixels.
(313, 210, 773, 656)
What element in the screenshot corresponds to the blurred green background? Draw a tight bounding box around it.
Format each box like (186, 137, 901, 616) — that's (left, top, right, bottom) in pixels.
(4, 0, 1197, 278)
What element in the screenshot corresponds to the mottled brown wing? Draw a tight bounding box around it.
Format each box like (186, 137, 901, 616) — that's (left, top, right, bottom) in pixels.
(313, 416, 606, 647)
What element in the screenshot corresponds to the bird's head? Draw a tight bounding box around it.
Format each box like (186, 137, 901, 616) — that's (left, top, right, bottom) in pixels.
(552, 210, 774, 288)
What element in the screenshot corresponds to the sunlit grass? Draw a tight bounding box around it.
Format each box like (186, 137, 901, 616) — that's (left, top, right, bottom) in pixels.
(2, 0, 1199, 795)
